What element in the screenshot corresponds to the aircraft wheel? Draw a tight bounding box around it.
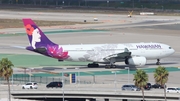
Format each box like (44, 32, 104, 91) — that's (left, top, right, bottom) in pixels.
(88, 63, 99, 68)
(93, 64, 99, 67)
(156, 62, 161, 65)
(156, 59, 161, 65)
(88, 64, 93, 68)
(105, 65, 111, 69)
(112, 65, 116, 68)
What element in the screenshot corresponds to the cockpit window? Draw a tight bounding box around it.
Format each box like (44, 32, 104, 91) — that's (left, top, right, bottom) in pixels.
(169, 47, 172, 49)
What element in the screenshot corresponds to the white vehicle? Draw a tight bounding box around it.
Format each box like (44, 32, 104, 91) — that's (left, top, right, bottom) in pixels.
(22, 82, 38, 89)
(166, 87, 180, 93)
(16, 19, 175, 68)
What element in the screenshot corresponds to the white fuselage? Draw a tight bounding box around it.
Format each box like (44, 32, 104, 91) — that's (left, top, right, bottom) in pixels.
(60, 42, 174, 63)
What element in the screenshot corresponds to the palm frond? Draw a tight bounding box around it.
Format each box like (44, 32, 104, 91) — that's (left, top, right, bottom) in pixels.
(0, 58, 14, 80)
(133, 69, 148, 88)
(154, 66, 169, 85)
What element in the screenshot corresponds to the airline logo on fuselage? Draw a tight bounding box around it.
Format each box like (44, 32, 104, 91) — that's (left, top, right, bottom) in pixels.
(136, 44, 162, 49)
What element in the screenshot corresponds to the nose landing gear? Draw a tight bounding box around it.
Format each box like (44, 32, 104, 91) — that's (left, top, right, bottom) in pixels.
(156, 59, 161, 65)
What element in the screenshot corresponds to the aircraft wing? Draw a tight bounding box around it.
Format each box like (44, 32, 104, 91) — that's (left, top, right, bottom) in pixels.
(103, 48, 131, 61)
(11, 45, 26, 49)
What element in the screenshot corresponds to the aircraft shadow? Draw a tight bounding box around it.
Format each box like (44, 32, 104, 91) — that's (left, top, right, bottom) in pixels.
(146, 62, 178, 66)
(42, 62, 178, 71)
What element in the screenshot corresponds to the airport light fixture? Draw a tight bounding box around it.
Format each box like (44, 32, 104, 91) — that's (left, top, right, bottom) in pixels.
(125, 67, 129, 84)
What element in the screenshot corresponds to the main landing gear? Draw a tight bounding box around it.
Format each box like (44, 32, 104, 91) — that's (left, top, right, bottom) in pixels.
(105, 58, 117, 69)
(156, 59, 161, 65)
(87, 63, 99, 68)
(105, 64, 117, 69)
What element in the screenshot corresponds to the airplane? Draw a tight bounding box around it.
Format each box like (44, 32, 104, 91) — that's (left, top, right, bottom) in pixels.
(21, 18, 175, 68)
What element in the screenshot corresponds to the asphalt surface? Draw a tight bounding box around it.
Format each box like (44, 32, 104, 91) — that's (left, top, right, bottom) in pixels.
(0, 10, 180, 101)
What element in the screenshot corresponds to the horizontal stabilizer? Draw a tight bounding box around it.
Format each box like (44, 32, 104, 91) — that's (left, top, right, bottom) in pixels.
(11, 45, 26, 49)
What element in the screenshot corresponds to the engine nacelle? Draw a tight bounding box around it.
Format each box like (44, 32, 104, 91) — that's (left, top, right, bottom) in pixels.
(125, 56, 146, 66)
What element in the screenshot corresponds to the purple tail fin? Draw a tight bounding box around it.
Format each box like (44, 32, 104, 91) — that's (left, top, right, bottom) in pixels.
(22, 18, 56, 49)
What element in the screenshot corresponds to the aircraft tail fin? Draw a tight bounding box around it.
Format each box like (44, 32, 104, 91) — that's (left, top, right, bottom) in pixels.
(22, 18, 56, 49)
(22, 18, 69, 60)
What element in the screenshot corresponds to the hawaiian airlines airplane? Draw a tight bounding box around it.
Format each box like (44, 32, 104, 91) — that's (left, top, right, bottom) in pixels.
(22, 18, 175, 68)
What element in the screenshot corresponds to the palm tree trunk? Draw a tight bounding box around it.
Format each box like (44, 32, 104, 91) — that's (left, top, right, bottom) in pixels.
(141, 87, 145, 101)
(7, 78, 11, 101)
(164, 87, 167, 101)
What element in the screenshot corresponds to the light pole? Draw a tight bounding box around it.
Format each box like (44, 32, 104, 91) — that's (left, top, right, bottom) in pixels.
(114, 71, 117, 92)
(125, 67, 129, 84)
(75, 67, 80, 84)
(133, 0, 134, 8)
(62, 1, 64, 6)
(107, 1, 109, 7)
(93, 75, 95, 84)
(29, 69, 31, 82)
(56, 0, 58, 6)
(112, 70, 118, 92)
(161, 6, 164, 11)
(29, 68, 33, 82)
(11, 73, 13, 86)
(85, 0, 87, 6)
(62, 68, 67, 101)
(24, 68, 26, 84)
(141, 5, 143, 11)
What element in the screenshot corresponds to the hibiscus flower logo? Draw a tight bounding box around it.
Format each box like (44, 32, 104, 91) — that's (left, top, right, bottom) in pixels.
(25, 24, 34, 36)
(47, 45, 69, 59)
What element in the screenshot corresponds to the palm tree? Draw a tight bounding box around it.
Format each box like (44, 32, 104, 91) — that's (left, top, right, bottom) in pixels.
(154, 66, 169, 101)
(133, 69, 148, 101)
(0, 58, 14, 101)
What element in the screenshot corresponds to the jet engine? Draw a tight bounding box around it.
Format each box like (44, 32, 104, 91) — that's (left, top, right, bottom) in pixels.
(125, 56, 146, 66)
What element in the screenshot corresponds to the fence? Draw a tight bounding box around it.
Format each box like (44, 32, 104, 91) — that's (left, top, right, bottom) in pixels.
(0, 73, 103, 85)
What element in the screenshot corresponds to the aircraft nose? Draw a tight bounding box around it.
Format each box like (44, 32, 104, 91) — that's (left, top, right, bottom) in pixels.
(172, 48, 175, 54)
(169, 48, 175, 55)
